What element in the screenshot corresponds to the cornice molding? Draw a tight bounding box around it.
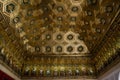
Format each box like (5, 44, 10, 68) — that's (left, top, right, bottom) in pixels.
(92, 8, 120, 58)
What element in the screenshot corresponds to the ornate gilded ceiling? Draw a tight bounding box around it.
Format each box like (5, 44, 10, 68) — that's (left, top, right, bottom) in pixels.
(0, 0, 120, 79)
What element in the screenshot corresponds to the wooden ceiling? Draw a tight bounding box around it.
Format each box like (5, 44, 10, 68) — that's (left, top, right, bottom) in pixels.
(0, 0, 120, 79)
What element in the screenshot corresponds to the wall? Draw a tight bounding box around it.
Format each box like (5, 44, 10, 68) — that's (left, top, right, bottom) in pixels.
(0, 70, 14, 80)
(0, 63, 21, 80)
(98, 62, 120, 80)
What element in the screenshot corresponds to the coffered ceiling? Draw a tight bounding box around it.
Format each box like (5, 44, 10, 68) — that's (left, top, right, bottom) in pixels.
(0, 0, 120, 79)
